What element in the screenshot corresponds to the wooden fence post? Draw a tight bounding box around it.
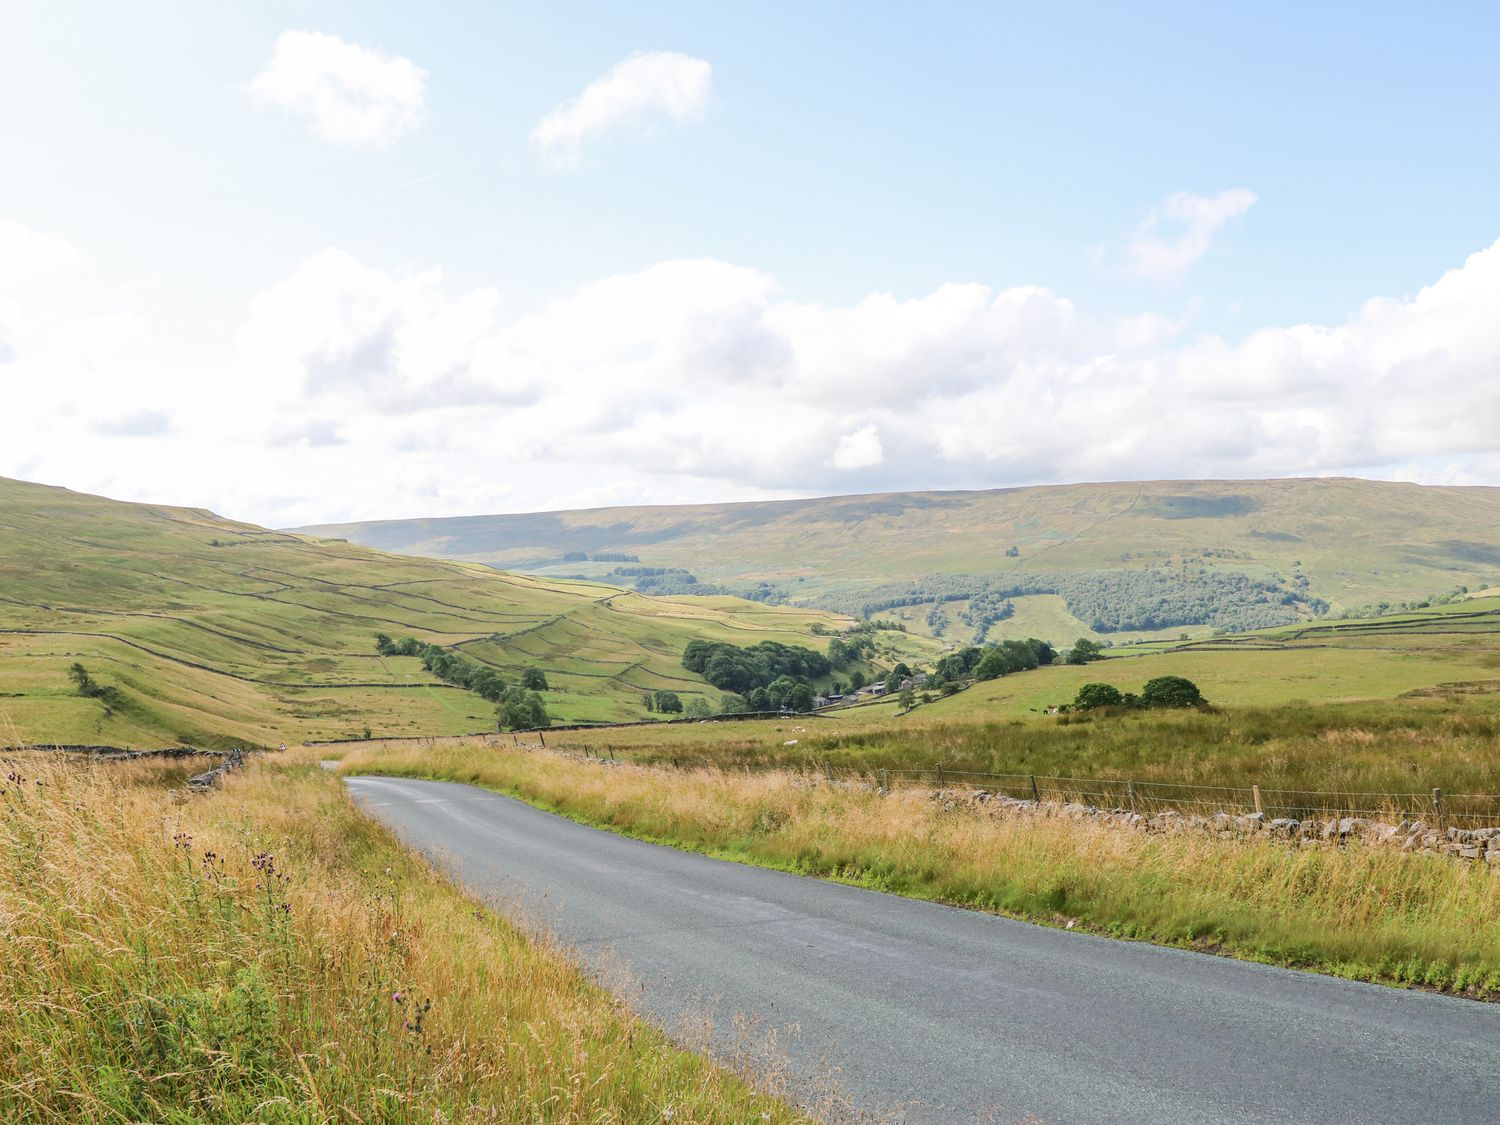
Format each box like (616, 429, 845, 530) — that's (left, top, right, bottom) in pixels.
(1030, 774, 1040, 802)
(1252, 784, 1263, 816)
(538, 732, 545, 748)
(879, 768, 888, 791)
(1127, 780, 1137, 813)
(1433, 788, 1443, 818)
(936, 764, 944, 789)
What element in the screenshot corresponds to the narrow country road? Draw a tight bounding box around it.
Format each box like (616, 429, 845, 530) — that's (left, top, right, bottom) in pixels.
(346, 776, 1500, 1124)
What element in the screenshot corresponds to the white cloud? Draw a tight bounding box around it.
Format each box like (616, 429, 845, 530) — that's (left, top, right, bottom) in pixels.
(245, 31, 427, 147)
(1108, 189, 1258, 283)
(0, 222, 83, 289)
(833, 425, 884, 470)
(532, 51, 712, 166)
(7, 229, 1500, 528)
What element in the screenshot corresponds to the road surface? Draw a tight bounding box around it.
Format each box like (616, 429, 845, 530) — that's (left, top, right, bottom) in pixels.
(347, 775, 1500, 1123)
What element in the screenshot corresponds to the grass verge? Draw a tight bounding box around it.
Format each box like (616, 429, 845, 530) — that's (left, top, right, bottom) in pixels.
(0, 752, 805, 1122)
(338, 743, 1500, 1000)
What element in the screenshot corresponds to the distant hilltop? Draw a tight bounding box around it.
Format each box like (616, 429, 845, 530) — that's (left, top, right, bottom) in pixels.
(293, 477, 1500, 646)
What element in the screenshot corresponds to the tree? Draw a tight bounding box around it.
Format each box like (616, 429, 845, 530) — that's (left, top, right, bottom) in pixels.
(782, 683, 815, 713)
(68, 662, 97, 696)
(891, 662, 912, 683)
(69, 662, 121, 706)
(496, 688, 549, 730)
(642, 691, 655, 712)
(374, 633, 396, 656)
(653, 690, 683, 714)
(1141, 676, 1207, 708)
(1073, 682, 1124, 710)
(973, 648, 1008, 681)
(718, 693, 750, 715)
(1065, 638, 1106, 665)
(521, 667, 549, 691)
(469, 668, 508, 702)
(848, 669, 867, 691)
(684, 697, 713, 719)
(898, 683, 915, 709)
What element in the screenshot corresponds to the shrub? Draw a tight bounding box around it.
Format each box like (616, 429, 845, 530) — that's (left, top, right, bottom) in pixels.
(1141, 675, 1207, 708)
(1073, 682, 1124, 710)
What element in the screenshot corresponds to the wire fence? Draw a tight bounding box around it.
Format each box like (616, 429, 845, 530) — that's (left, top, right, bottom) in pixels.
(857, 766, 1496, 825)
(557, 744, 1500, 827)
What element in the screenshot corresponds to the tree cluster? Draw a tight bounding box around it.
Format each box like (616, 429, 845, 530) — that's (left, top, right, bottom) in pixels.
(496, 689, 549, 730)
(973, 638, 1055, 680)
(681, 639, 830, 695)
(959, 590, 1015, 643)
(1070, 676, 1207, 711)
(642, 690, 683, 714)
(842, 561, 1327, 635)
(1064, 638, 1106, 665)
(375, 634, 550, 727)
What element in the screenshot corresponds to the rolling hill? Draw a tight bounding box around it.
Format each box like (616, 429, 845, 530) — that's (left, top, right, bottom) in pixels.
(295, 477, 1500, 645)
(0, 477, 930, 748)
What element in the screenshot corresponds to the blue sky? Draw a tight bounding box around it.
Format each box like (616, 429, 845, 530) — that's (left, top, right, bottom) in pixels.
(3, 2, 1499, 525)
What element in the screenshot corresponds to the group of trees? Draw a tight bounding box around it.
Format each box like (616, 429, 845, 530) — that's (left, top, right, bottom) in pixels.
(1071, 676, 1207, 711)
(959, 590, 1015, 643)
(643, 689, 683, 713)
(681, 639, 830, 696)
(842, 562, 1327, 636)
(928, 638, 1054, 687)
(1064, 638, 1107, 664)
(375, 634, 550, 730)
(562, 551, 639, 563)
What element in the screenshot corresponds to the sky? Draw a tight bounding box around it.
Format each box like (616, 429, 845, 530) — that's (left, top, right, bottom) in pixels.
(2, 1, 1499, 528)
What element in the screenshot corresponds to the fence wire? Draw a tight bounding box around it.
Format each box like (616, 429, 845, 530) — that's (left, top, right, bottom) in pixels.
(823, 764, 1496, 825)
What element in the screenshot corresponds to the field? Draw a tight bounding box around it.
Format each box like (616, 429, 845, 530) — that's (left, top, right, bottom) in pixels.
(297, 476, 1500, 641)
(0, 750, 805, 1121)
(501, 596, 1500, 799)
(0, 477, 905, 748)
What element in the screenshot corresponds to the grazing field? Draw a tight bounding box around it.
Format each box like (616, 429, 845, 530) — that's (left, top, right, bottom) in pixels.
(539, 698, 1500, 803)
(335, 743, 1500, 998)
(517, 595, 1500, 800)
(0, 477, 887, 747)
(0, 751, 804, 1122)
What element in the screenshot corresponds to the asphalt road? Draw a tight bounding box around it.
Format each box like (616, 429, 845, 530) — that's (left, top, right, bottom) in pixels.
(347, 775, 1500, 1123)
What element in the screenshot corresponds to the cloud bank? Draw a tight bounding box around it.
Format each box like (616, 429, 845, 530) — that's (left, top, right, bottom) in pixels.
(5, 223, 1500, 526)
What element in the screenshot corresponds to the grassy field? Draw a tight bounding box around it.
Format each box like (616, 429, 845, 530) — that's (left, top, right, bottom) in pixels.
(509, 596, 1500, 805)
(0, 477, 904, 747)
(298, 476, 1500, 640)
(0, 750, 807, 1122)
(335, 742, 1500, 999)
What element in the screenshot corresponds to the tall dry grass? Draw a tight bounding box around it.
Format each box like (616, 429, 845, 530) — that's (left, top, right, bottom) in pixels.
(553, 700, 1500, 798)
(340, 743, 1500, 999)
(0, 753, 805, 1122)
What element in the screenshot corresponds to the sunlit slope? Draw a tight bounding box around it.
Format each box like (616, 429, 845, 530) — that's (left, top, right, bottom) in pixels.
(299, 478, 1500, 634)
(893, 594, 1500, 716)
(0, 477, 850, 747)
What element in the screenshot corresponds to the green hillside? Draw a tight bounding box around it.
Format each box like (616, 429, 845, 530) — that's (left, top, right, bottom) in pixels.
(295, 477, 1500, 644)
(0, 477, 899, 748)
